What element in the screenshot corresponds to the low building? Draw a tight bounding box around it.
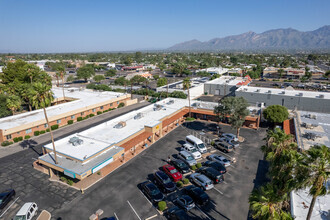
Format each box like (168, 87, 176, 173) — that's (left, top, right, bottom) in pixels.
(0, 88, 134, 143)
(228, 68, 243, 75)
(263, 67, 305, 78)
(236, 86, 330, 113)
(204, 75, 252, 96)
(196, 66, 228, 75)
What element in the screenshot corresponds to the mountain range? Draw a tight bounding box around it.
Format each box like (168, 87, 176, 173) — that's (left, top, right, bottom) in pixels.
(167, 25, 330, 52)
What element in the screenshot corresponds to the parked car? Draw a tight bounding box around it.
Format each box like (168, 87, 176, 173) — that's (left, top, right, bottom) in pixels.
(154, 171, 176, 193)
(167, 206, 191, 220)
(181, 143, 201, 160)
(219, 137, 239, 149)
(208, 154, 231, 167)
(221, 133, 238, 142)
(162, 164, 183, 182)
(214, 139, 233, 153)
(178, 151, 197, 167)
(171, 159, 190, 174)
(184, 185, 210, 206)
(0, 189, 15, 210)
(14, 202, 38, 220)
(203, 161, 227, 174)
(175, 195, 195, 211)
(186, 135, 207, 154)
(141, 181, 164, 203)
(199, 167, 224, 184)
(189, 173, 214, 190)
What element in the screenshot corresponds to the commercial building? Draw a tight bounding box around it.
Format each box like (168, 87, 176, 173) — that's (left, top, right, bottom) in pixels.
(236, 86, 330, 113)
(263, 67, 305, 78)
(204, 75, 252, 96)
(36, 98, 261, 182)
(196, 66, 228, 75)
(0, 88, 134, 143)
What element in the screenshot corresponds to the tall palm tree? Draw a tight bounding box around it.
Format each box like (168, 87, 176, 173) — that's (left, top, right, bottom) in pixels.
(6, 95, 21, 115)
(299, 145, 330, 220)
(183, 77, 191, 117)
(55, 72, 60, 87)
(249, 183, 292, 220)
(56, 66, 66, 100)
(31, 82, 58, 164)
(144, 77, 149, 98)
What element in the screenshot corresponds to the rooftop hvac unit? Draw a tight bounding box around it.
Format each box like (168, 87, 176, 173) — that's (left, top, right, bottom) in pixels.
(153, 104, 163, 111)
(298, 93, 303, 97)
(114, 121, 126, 129)
(256, 89, 260, 92)
(281, 91, 285, 94)
(167, 100, 174, 105)
(134, 113, 144, 120)
(319, 94, 324, 99)
(268, 90, 272, 93)
(244, 88, 248, 91)
(69, 137, 84, 146)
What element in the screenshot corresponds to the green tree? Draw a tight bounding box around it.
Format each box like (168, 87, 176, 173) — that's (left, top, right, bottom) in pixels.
(6, 95, 21, 115)
(105, 69, 117, 77)
(183, 77, 191, 117)
(172, 62, 187, 76)
(263, 105, 289, 124)
(67, 75, 75, 82)
(30, 82, 58, 164)
(93, 75, 105, 82)
(0, 94, 11, 118)
(157, 77, 167, 87)
(305, 66, 312, 79)
(76, 65, 95, 82)
(299, 145, 330, 220)
(214, 97, 249, 138)
(158, 63, 166, 71)
(153, 75, 160, 81)
(278, 69, 285, 78)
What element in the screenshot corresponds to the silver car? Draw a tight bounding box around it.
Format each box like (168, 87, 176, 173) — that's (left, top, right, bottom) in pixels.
(178, 151, 197, 166)
(221, 133, 238, 142)
(208, 154, 231, 167)
(189, 173, 214, 190)
(219, 137, 239, 148)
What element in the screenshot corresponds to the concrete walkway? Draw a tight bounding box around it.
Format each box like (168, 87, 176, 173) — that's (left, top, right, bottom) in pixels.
(0, 101, 150, 158)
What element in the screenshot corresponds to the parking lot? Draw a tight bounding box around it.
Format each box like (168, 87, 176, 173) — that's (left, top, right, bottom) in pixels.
(53, 121, 268, 220)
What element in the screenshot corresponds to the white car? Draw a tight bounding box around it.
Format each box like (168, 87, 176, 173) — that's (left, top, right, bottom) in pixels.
(14, 202, 38, 220)
(181, 143, 202, 160)
(221, 133, 238, 142)
(208, 154, 231, 167)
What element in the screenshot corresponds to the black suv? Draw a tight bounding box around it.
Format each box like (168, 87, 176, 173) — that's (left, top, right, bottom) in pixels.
(203, 161, 227, 174)
(140, 181, 164, 203)
(184, 185, 210, 206)
(199, 167, 224, 184)
(0, 189, 15, 210)
(171, 159, 190, 174)
(154, 171, 176, 193)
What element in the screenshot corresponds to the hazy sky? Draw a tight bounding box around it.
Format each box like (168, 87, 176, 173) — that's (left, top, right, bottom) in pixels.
(0, 0, 329, 53)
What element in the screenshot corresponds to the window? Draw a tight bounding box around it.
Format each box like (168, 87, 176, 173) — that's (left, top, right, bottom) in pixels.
(117, 101, 119, 104)
(71, 115, 75, 119)
(44, 124, 48, 128)
(100, 106, 104, 110)
(110, 103, 113, 107)
(81, 112, 85, 116)
(92, 109, 96, 112)
(17, 132, 20, 134)
(6, 135, 12, 140)
(26, 129, 32, 134)
(57, 119, 61, 124)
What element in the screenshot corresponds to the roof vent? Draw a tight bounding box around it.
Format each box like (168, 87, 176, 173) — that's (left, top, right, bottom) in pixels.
(167, 100, 174, 105)
(69, 137, 84, 146)
(282, 91, 285, 94)
(256, 89, 260, 92)
(298, 93, 303, 97)
(134, 113, 144, 120)
(114, 121, 126, 129)
(268, 90, 272, 93)
(154, 104, 163, 111)
(319, 94, 324, 99)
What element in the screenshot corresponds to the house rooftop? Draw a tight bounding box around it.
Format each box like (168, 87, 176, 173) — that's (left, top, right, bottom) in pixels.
(205, 76, 251, 86)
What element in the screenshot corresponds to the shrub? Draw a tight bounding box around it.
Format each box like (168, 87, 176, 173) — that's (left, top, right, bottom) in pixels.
(51, 124, 59, 130)
(67, 179, 74, 186)
(191, 165, 197, 171)
(183, 178, 190, 185)
(196, 163, 202, 169)
(97, 111, 102, 115)
(97, 171, 101, 175)
(60, 176, 66, 182)
(40, 130, 46, 134)
(185, 117, 195, 121)
(204, 92, 208, 95)
(46, 128, 50, 132)
(77, 117, 83, 122)
(25, 135, 30, 139)
(1, 141, 13, 147)
(34, 131, 40, 136)
(13, 137, 20, 143)
(89, 114, 94, 117)
(118, 102, 125, 108)
(67, 120, 74, 125)
(17, 137, 23, 141)
(103, 110, 107, 113)
(158, 201, 167, 211)
(176, 181, 183, 188)
(211, 141, 215, 146)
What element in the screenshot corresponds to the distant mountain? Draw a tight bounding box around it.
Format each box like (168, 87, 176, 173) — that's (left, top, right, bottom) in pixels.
(168, 25, 330, 51)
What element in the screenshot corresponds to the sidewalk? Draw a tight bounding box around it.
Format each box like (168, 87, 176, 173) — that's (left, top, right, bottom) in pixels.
(0, 101, 150, 158)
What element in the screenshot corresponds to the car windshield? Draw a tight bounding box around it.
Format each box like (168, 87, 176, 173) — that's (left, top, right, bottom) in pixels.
(223, 158, 229, 162)
(187, 156, 194, 160)
(149, 186, 160, 195)
(170, 169, 178, 174)
(197, 143, 205, 149)
(163, 177, 171, 184)
(14, 216, 26, 220)
(177, 161, 186, 168)
(191, 148, 198, 153)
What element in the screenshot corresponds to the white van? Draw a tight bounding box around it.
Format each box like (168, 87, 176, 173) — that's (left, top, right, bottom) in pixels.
(186, 135, 207, 154)
(14, 202, 38, 220)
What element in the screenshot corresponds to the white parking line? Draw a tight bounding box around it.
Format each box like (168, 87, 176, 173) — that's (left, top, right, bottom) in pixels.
(196, 206, 211, 220)
(139, 190, 153, 206)
(145, 214, 158, 220)
(0, 197, 19, 218)
(223, 181, 228, 184)
(127, 200, 141, 220)
(114, 212, 119, 220)
(226, 172, 232, 176)
(210, 201, 217, 207)
(212, 187, 224, 195)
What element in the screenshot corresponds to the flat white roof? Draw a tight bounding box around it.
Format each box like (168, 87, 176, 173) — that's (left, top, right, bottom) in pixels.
(44, 98, 189, 160)
(237, 86, 330, 100)
(205, 76, 248, 86)
(0, 88, 128, 131)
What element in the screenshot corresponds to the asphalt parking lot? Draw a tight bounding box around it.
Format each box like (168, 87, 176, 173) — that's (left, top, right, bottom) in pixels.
(52, 121, 268, 220)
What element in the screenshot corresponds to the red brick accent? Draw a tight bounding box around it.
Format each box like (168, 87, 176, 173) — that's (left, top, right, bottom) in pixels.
(120, 131, 153, 151)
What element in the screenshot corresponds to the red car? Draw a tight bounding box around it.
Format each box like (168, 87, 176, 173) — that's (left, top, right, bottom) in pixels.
(162, 164, 182, 182)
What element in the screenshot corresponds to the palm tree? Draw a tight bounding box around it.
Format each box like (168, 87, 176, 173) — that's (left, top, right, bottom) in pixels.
(31, 82, 58, 164)
(249, 183, 292, 220)
(183, 77, 191, 117)
(144, 77, 149, 98)
(6, 95, 21, 115)
(56, 66, 66, 100)
(299, 145, 330, 220)
(55, 72, 60, 87)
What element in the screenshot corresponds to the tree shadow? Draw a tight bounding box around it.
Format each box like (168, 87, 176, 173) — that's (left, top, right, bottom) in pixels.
(19, 139, 43, 156)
